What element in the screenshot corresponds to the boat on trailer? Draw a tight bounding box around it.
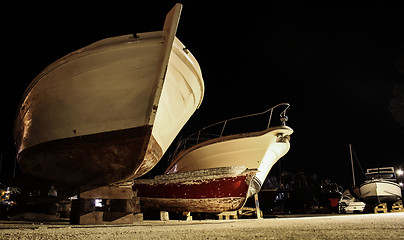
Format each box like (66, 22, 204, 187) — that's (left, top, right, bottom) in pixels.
(133, 103, 293, 212)
(14, 4, 204, 190)
(359, 167, 402, 204)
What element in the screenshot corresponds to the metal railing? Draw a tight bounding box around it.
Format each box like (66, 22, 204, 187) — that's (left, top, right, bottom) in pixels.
(171, 103, 290, 159)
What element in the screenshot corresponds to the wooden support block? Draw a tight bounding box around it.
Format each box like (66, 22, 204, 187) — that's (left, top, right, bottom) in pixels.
(217, 211, 238, 220)
(103, 212, 135, 224)
(70, 199, 80, 224)
(79, 212, 104, 225)
(182, 212, 192, 221)
(374, 203, 388, 213)
(73, 212, 138, 225)
(79, 199, 96, 212)
(133, 213, 144, 222)
(70, 186, 141, 225)
(109, 199, 140, 213)
(391, 200, 404, 212)
(254, 193, 263, 219)
(160, 211, 169, 221)
(79, 186, 133, 199)
(238, 207, 262, 218)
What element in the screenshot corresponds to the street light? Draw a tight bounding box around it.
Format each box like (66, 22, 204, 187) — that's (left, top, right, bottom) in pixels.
(397, 169, 403, 176)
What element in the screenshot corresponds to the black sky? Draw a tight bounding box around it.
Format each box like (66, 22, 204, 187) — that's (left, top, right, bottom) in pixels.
(1, 2, 404, 187)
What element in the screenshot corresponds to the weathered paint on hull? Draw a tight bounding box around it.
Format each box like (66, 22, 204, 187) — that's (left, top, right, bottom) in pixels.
(140, 197, 247, 213)
(18, 125, 162, 186)
(133, 167, 254, 212)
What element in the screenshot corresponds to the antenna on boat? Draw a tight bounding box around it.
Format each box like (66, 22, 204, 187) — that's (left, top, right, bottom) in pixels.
(279, 103, 290, 126)
(349, 144, 356, 187)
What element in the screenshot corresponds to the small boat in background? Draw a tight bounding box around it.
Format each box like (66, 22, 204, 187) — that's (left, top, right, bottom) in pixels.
(360, 167, 402, 203)
(134, 103, 293, 212)
(14, 4, 204, 190)
(339, 189, 366, 213)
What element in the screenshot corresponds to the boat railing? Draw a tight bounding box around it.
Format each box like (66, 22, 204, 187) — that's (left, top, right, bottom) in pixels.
(172, 103, 290, 158)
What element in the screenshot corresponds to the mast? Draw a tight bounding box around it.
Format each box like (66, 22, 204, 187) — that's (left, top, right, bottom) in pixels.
(349, 144, 356, 187)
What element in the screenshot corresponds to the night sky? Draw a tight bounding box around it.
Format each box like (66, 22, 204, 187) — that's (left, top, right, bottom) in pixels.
(1, 2, 404, 188)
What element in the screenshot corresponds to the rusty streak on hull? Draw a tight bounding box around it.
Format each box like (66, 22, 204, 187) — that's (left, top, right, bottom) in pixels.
(17, 125, 162, 187)
(133, 167, 253, 212)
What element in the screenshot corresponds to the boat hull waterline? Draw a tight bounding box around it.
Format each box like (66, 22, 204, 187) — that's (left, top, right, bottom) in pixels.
(14, 4, 204, 187)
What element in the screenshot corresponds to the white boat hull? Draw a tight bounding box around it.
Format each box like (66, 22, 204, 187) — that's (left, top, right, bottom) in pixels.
(340, 201, 366, 213)
(166, 126, 293, 196)
(14, 4, 204, 187)
(360, 180, 402, 203)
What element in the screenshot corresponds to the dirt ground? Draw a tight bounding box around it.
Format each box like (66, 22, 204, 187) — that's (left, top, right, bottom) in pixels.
(0, 212, 403, 239)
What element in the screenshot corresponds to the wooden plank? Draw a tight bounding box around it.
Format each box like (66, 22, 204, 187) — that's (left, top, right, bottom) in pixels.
(254, 193, 263, 219)
(217, 211, 238, 220)
(160, 211, 169, 221)
(79, 186, 133, 199)
(79, 212, 103, 225)
(133, 213, 144, 222)
(109, 199, 141, 213)
(79, 199, 96, 213)
(182, 212, 192, 221)
(76, 212, 138, 225)
(103, 212, 134, 224)
(71, 186, 142, 224)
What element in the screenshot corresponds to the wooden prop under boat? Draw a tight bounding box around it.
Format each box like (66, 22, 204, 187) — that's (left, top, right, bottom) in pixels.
(133, 166, 257, 212)
(14, 4, 204, 188)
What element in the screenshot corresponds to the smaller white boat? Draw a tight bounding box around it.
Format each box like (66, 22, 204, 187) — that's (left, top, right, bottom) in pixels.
(165, 103, 293, 199)
(339, 190, 366, 213)
(359, 167, 402, 204)
(134, 104, 292, 213)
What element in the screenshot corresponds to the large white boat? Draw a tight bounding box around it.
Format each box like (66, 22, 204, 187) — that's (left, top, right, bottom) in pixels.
(360, 167, 402, 203)
(14, 4, 204, 188)
(165, 103, 293, 198)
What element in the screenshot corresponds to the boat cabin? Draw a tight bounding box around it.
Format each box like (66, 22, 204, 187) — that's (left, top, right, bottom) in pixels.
(365, 167, 398, 182)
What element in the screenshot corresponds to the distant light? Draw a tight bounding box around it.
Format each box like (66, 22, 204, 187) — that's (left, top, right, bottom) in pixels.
(95, 199, 103, 207)
(399, 182, 403, 187)
(397, 169, 403, 176)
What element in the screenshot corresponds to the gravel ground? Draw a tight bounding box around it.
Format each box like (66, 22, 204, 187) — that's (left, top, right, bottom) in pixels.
(1, 213, 403, 239)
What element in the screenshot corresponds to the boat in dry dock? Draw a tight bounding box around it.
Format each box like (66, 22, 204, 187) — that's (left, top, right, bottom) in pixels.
(133, 103, 293, 212)
(360, 167, 402, 203)
(133, 166, 256, 212)
(14, 4, 204, 189)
